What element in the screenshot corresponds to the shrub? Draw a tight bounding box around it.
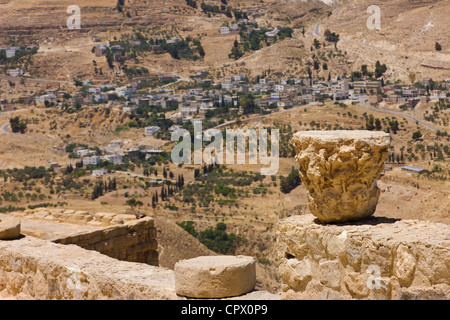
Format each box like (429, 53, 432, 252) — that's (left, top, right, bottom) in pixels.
(280, 167, 301, 194)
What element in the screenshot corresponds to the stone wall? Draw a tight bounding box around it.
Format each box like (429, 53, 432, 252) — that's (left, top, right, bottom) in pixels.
(52, 218, 158, 266)
(276, 214, 450, 300)
(10, 208, 138, 227)
(0, 236, 177, 300)
(0, 236, 278, 300)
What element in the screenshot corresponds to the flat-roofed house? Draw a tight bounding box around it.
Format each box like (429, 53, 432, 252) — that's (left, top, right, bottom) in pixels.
(83, 156, 101, 166)
(5, 47, 17, 58)
(402, 166, 428, 174)
(92, 169, 108, 177)
(7, 69, 24, 77)
(108, 140, 124, 150)
(180, 103, 199, 116)
(104, 154, 123, 164)
(219, 27, 230, 34)
(145, 126, 161, 136)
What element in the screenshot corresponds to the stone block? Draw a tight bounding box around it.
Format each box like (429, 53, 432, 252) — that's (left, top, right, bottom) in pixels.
(0, 214, 21, 240)
(175, 256, 256, 298)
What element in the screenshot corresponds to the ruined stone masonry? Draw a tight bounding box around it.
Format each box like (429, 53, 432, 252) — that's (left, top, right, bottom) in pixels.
(53, 217, 159, 266)
(277, 215, 450, 300)
(0, 209, 278, 300)
(9, 208, 159, 266)
(0, 236, 177, 300)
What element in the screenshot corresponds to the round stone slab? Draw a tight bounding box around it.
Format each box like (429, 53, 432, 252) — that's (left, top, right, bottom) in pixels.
(175, 255, 256, 298)
(0, 214, 21, 240)
(292, 130, 391, 223)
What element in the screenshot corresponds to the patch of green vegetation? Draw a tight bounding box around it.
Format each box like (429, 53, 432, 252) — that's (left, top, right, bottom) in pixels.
(177, 221, 244, 254)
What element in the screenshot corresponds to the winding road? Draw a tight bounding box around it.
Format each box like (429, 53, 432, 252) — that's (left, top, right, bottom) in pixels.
(1, 122, 64, 142)
(358, 97, 440, 132)
(1, 109, 65, 142)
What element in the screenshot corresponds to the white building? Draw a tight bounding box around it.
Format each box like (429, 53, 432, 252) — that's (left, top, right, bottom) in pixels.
(92, 169, 108, 177)
(35, 94, 57, 104)
(104, 154, 123, 164)
(145, 126, 161, 136)
(271, 92, 281, 101)
(89, 88, 101, 94)
(83, 156, 100, 166)
(5, 48, 17, 58)
(74, 149, 95, 157)
(108, 140, 124, 150)
(222, 83, 234, 90)
(167, 38, 181, 44)
(180, 104, 199, 116)
(274, 84, 285, 92)
(333, 80, 349, 92)
(219, 27, 230, 34)
(430, 90, 447, 100)
(7, 69, 24, 77)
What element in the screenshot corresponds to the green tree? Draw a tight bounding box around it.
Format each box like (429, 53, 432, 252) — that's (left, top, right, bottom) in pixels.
(239, 93, 257, 114)
(313, 60, 320, 70)
(177, 221, 198, 237)
(9, 116, 27, 133)
(280, 167, 301, 194)
(375, 61, 387, 78)
(126, 198, 143, 208)
(375, 118, 382, 130)
(435, 42, 442, 51)
(313, 38, 321, 49)
(412, 130, 422, 140)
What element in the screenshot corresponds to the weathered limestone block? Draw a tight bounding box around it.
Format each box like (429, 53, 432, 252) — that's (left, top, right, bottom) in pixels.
(0, 214, 21, 240)
(292, 130, 391, 223)
(279, 257, 313, 291)
(0, 236, 178, 300)
(175, 256, 256, 298)
(319, 260, 341, 290)
(276, 215, 450, 300)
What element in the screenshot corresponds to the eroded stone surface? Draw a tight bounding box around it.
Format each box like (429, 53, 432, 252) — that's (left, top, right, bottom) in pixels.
(175, 255, 256, 298)
(0, 214, 21, 240)
(0, 236, 177, 300)
(292, 130, 391, 223)
(276, 214, 450, 300)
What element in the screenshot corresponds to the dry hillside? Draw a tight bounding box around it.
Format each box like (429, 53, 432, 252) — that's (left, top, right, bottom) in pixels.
(321, 0, 450, 81)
